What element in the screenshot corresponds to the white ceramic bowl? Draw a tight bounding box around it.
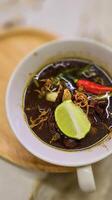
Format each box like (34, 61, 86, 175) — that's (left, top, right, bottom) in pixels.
(6, 39, 112, 192)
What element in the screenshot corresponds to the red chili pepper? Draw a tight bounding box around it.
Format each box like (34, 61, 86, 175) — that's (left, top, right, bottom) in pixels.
(76, 79, 112, 94)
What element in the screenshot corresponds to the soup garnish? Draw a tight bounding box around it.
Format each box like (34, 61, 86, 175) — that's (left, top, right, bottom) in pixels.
(55, 100, 91, 139)
(24, 59, 112, 150)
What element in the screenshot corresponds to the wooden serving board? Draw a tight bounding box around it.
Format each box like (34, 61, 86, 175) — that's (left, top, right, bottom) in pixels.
(0, 27, 74, 173)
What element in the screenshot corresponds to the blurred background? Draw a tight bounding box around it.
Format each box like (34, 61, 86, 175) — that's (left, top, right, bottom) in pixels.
(1, 0, 112, 199)
(1, 0, 112, 42)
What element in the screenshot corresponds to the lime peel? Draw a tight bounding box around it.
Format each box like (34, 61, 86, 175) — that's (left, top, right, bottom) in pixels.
(55, 100, 91, 139)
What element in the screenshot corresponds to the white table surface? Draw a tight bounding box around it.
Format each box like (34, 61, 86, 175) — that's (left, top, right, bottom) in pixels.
(0, 0, 112, 199)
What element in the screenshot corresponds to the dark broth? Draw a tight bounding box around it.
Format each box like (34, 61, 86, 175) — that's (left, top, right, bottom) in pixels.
(24, 59, 112, 150)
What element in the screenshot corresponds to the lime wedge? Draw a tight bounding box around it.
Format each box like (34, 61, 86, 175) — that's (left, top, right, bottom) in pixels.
(55, 100, 91, 139)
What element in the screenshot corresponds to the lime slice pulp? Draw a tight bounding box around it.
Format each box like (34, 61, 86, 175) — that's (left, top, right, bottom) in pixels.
(55, 100, 91, 139)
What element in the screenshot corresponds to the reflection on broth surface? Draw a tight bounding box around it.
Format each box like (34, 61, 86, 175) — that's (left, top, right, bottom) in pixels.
(24, 59, 112, 150)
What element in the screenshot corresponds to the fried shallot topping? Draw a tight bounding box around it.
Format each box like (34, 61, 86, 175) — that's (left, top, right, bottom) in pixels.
(34, 79, 53, 97)
(62, 88, 72, 101)
(29, 106, 50, 129)
(74, 91, 89, 114)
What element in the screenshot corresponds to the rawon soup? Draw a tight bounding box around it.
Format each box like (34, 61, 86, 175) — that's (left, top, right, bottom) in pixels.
(24, 59, 112, 150)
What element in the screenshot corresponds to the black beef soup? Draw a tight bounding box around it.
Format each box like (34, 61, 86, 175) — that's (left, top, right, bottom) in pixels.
(24, 59, 112, 150)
